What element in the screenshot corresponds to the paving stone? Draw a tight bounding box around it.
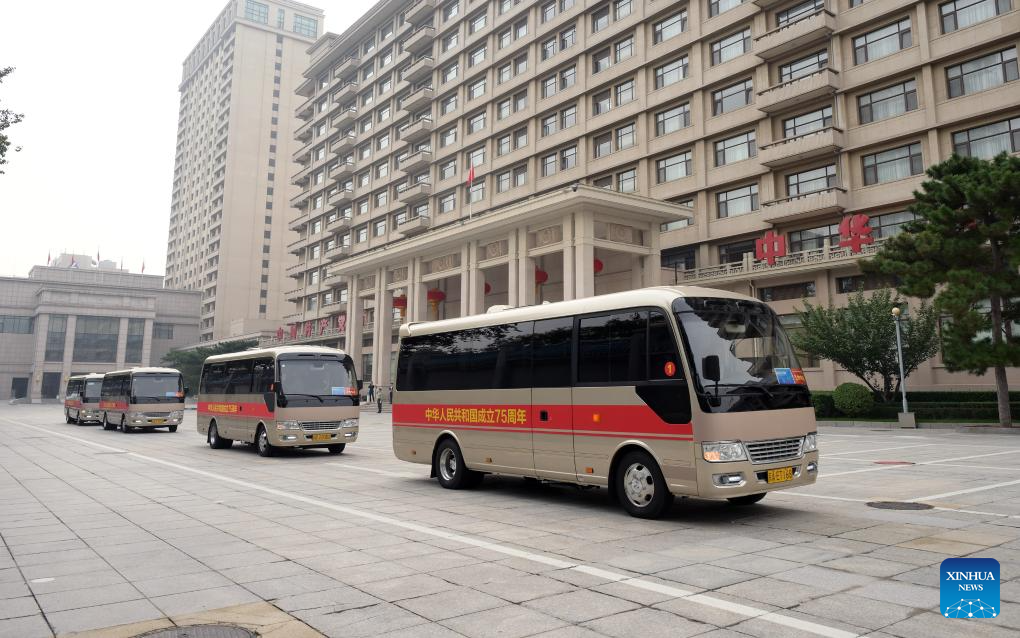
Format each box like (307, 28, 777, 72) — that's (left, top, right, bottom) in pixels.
(582, 607, 710, 638)
(0, 613, 52, 638)
(523, 589, 640, 624)
(849, 580, 940, 610)
(0, 596, 39, 620)
(820, 555, 916, 578)
(244, 573, 342, 599)
(396, 586, 507, 621)
(0, 582, 29, 601)
(150, 584, 261, 616)
(717, 577, 824, 609)
(656, 564, 757, 590)
(709, 554, 801, 576)
(296, 602, 428, 638)
(358, 573, 458, 602)
(793, 593, 914, 630)
(440, 604, 567, 638)
(34, 583, 144, 613)
(769, 565, 876, 592)
(475, 575, 577, 603)
(45, 599, 164, 635)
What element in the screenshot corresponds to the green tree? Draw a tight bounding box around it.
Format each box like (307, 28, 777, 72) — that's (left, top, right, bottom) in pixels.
(867, 153, 1020, 426)
(161, 339, 258, 396)
(790, 289, 940, 402)
(0, 67, 24, 174)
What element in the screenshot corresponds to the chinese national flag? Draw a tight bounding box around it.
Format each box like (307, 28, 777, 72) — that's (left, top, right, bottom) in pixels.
(466, 165, 475, 187)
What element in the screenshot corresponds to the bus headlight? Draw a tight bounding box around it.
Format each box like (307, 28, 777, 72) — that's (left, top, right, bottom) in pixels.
(702, 441, 747, 463)
(169, 411, 183, 419)
(340, 418, 358, 428)
(803, 433, 817, 452)
(129, 412, 144, 420)
(276, 420, 301, 431)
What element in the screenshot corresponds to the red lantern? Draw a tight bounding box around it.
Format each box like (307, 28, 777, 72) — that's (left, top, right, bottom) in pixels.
(593, 258, 604, 275)
(534, 269, 549, 285)
(392, 295, 408, 310)
(426, 289, 446, 303)
(484, 282, 492, 295)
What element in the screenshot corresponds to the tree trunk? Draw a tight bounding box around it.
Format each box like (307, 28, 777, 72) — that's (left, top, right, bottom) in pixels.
(988, 294, 1012, 427)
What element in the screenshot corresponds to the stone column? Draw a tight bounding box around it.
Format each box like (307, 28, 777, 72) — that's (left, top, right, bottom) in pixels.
(574, 211, 596, 299)
(562, 214, 575, 301)
(459, 244, 471, 317)
(62, 315, 77, 380)
(30, 314, 50, 403)
(507, 230, 520, 307)
(518, 227, 536, 306)
(467, 241, 485, 315)
(644, 224, 661, 287)
(141, 319, 154, 366)
(115, 317, 129, 369)
(347, 276, 363, 371)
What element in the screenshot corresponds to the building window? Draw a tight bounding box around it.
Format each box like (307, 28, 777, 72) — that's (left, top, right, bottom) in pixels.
(661, 246, 695, 268)
(561, 104, 577, 128)
(560, 145, 578, 170)
(653, 10, 687, 44)
(153, 323, 174, 339)
(614, 35, 634, 62)
(560, 65, 576, 89)
(616, 123, 635, 149)
(542, 75, 556, 98)
(440, 94, 457, 115)
(712, 79, 753, 115)
(440, 159, 456, 179)
(593, 90, 611, 116)
(786, 164, 838, 196)
(542, 38, 557, 60)
(711, 28, 751, 65)
(655, 103, 691, 135)
(468, 146, 485, 167)
(862, 143, 924, 185)
(440, 127, 457, 147)
(593, 131, 612, 157)
(953, 117, 1020, 158)
(714, 131, 756, 166)
(245, 0, 269, 23)
(374, 220, 386, 236)
(542, 113, 557, 137)
(542, 153, 557, 176)
(468, 179, 485, 202)
(779, 50, 828, 82)
(709, 0, 744, 18)
(835, 274, 899, 295)
(443, 1, 460, 22)
(468, 111, 486, 133)
(293, 14, 318, 37)
(617, 168, 636, 192)
(443, 32, 459, 52)
(858, 80, 917, 124)
(872, 210, 917, 238)
(656, 151, 692, 183)
(469, 46, 486, 67)
(777, 0, 824, 27)
(468, 78, 486, 100)
(592, 6, 610, 31)
(593, 48, 611, 73)
(940, 0, 1010, 33)
(439, 191, 456, 213)
(853, 19, 912, 65)
(758, 282, 816, 302)
(788, 222, 839, 252)
(654, 56, 688, 89)
(946, 48, 1019, 98)
(719, 239, 757, 264)
(542, 1, 556, 22)
(124, 319, 145, 363)
(717, 184, 759, 218)
(469, 11, 487, 33)
(783, 106, 833, 138)
(560, 26, 576, 49)
(73, 316, 118, 362)
(44, 315, 66, 362)
(442, 63, 459, 83)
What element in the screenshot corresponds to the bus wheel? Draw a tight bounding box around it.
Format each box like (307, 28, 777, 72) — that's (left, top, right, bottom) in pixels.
(208, 422, 232, 449)
(256, 426, 274, 457)
(74, 411, 83, 425)
(435, 439, 479, 489)
(327, 444, 345, 454)
(168, 425, 178, 433)
(65, 409, 74, 424)
(119, 417, 130, 433)
(102, 413, 113, 431)
(616, 450, 673, 519)
(727, 493, 766, 506)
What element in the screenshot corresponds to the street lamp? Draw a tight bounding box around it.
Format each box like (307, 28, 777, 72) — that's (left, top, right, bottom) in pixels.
(891, 306, 912, 425)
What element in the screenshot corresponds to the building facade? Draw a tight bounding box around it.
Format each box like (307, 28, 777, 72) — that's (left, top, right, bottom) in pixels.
(0, 264, 201, 402)
(164, 0, 324, 342)
(281, 0, 1019, 391)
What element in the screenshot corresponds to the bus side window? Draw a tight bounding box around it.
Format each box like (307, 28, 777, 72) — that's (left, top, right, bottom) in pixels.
(532, 317, 572, 388)
(649, 310, 683, 381)
(253, 358, 275, 393)
(204, 364, 228, 394)
(578, 310, 648, 384)
(493, 322, 532, 389)
(225, 360, 254, 395)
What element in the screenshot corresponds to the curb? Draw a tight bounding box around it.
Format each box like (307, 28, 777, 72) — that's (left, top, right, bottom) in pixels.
(817, 420, 1020, 434)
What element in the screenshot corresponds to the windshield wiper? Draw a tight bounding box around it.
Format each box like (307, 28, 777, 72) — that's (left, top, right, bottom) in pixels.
(282, 392, 324, 403)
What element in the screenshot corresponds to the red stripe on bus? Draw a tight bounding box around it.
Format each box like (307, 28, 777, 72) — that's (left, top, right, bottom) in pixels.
(392, 422, 693, 441)
(65, 400, 82, 408)
(197, 401, 274, 419)
(99, 401, 128, 410)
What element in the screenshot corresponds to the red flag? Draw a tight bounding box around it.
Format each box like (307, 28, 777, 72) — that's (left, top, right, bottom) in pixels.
(47, 252, 51, 266)
(141, 260, 145, 274)
(96, 249, 100, 263)
(466, 165, 475, 187)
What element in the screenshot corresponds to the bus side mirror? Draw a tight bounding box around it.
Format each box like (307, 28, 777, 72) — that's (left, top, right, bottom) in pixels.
(702, 355, 721, 383)
(357, 380, 364, 391)
(263, 392, 276, 413)
(184, 387, 190, 396)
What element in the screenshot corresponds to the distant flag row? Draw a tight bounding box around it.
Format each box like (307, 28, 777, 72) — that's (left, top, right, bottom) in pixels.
(45, 250, 144, 273)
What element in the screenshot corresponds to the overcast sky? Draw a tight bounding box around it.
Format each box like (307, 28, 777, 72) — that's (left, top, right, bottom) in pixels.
(0, 0, 374, 278)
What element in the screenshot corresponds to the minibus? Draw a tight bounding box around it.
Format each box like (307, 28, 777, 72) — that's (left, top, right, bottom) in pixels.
(197, 346, 360, 456)
(393, 286, 818, 518)
(100, 367, 185, 432)
(64, 373, 105, 424)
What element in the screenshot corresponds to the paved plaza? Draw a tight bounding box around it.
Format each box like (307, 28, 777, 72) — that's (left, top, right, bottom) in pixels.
(2, 405, 1020, 637)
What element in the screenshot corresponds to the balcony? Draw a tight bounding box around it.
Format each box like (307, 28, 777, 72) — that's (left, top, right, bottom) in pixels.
(332, 107, 358, 130)
(291, 163, 314, 186)
(288, 236, 306, 255)
(400, 118, 433, 144)
(402, 26, 435, 55)
(403, 56, 435, 84)
(330, 161, 355, 183)
(285, 288, 305, 302)
(754, 10, 835, 61)
(295, 118, 315, 143)
(757, 68, 839, 114)
(396, 182, 431, 204)
(404, 0, 435, 25)
(328, 187, 354, 207)
(326, 244, 352, 261)
(328, 214, 353, 232)
(761, 187, 848, 223)
(288, 211, 309, 231)
(396, 214, 432, 236)
(399, 149, 432, 172)
(292, 147, 311, 164)
(332, 81, 358, 104)
(759, 127, 845, 168)
(332, 57, 356, 80)
(399, 87, 434, 114)
(286, 262, 308, 277)
(289, 189, 310, 208)
(295, 95, 314, 118)
(330, 133, 357, 156)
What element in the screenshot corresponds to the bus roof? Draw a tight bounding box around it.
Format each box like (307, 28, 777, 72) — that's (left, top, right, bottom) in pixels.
(400, 285, 759, 337)
(103, 367, 182, 377)
(68, 373, 105, 381)
(202, 345, 349, 365)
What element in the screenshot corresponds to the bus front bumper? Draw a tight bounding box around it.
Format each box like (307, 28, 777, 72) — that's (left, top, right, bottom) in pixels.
(272, 422, 359, 447)
(126, 412, 184, 428)
(78, 409, 103, 421)
(695, 451, 818, 499)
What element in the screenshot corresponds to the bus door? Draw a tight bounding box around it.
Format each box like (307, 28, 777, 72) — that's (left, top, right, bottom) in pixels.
(224, 360, 256, 442)
(530, 318, 576, 481)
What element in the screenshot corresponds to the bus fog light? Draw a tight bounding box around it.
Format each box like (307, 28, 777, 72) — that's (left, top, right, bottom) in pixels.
(712, 473, 745, 487)
(702, 441, 747, 463)
(803, 433, 817, 452)
(807, 462, 817, 473)
(277, 420, 300, 431)
(281, 434, 297, 441)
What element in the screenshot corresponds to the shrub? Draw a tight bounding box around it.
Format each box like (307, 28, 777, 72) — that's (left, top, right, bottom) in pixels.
(833, 383, 875, 417)
(811, 393, 837, 418)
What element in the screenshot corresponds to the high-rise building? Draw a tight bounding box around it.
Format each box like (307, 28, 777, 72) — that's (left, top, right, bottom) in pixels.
(165, 0, 324, 342)
(280, 0, 1020, 392)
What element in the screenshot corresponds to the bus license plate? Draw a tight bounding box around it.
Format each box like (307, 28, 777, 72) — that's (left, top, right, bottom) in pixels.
(151, 419, 166, 425)
(767, 467, 794, 483)
(312, 434, 331, 441)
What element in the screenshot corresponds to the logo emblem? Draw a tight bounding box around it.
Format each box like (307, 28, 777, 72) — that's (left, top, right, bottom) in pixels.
(941, 558, 999, 618)
(664, 361, 677, 377)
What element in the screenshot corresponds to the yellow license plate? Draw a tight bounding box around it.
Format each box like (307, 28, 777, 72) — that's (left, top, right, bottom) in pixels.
(151, 419, 166, 425)
(311, 433, 332, 441)
(767, 467, 794, 483)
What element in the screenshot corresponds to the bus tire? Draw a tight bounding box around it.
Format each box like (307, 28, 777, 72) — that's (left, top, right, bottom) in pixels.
(102, 413, 113, 431)
(168, 425, 178, 433)
(65, 409, 74, 424)
(434, 439, 478, 490)
(615, 450, 673, 519)
(727, 493, 766, 506)
(256, 426, 274, 457)
(75, 411, 84, 425)
(208, 422, 232, 449)
(327, 444, 345, 454)
(119, 417, 131, 433)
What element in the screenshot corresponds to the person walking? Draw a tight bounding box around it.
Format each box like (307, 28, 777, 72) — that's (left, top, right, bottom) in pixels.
(367, 383, 375, 402)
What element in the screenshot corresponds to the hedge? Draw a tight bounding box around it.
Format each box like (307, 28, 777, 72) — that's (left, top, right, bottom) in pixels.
(810, 390, 1018, 421)
(832, 383, 875, 417)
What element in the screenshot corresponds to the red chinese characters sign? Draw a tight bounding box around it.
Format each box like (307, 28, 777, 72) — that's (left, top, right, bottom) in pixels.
(755, 230, 787, 266)
(838, 214, 874, 253)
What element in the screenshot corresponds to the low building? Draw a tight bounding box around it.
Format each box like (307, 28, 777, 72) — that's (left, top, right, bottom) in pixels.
(0, 262, 201, 402)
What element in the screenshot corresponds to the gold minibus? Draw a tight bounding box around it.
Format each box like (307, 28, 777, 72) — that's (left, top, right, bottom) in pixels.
(393, 286, 818, 519)
(197, 346, 360, 457)
(100, 367, 185, 432)
(64, 373, 105, 424)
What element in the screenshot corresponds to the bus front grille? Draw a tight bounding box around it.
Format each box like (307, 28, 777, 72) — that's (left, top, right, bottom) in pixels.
(301, 421, 341, 431)
(745, 437, 803, 464)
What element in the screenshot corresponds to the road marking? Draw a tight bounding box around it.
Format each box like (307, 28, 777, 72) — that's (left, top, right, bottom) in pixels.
(912, 478, 1020, 503)
(1, 417, 857, 638)
(778, 492, 870, 503)
(331, 463, 423, 479)
(823, 444, 938, 457)
(822, 450, 1020, 478)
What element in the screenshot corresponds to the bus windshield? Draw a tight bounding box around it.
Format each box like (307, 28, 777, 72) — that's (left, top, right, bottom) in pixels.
(279, 357, 355, 399)
(132, 374, 184, 403)
(673, 297, 808, 412)
(84, 380, 103, 401)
